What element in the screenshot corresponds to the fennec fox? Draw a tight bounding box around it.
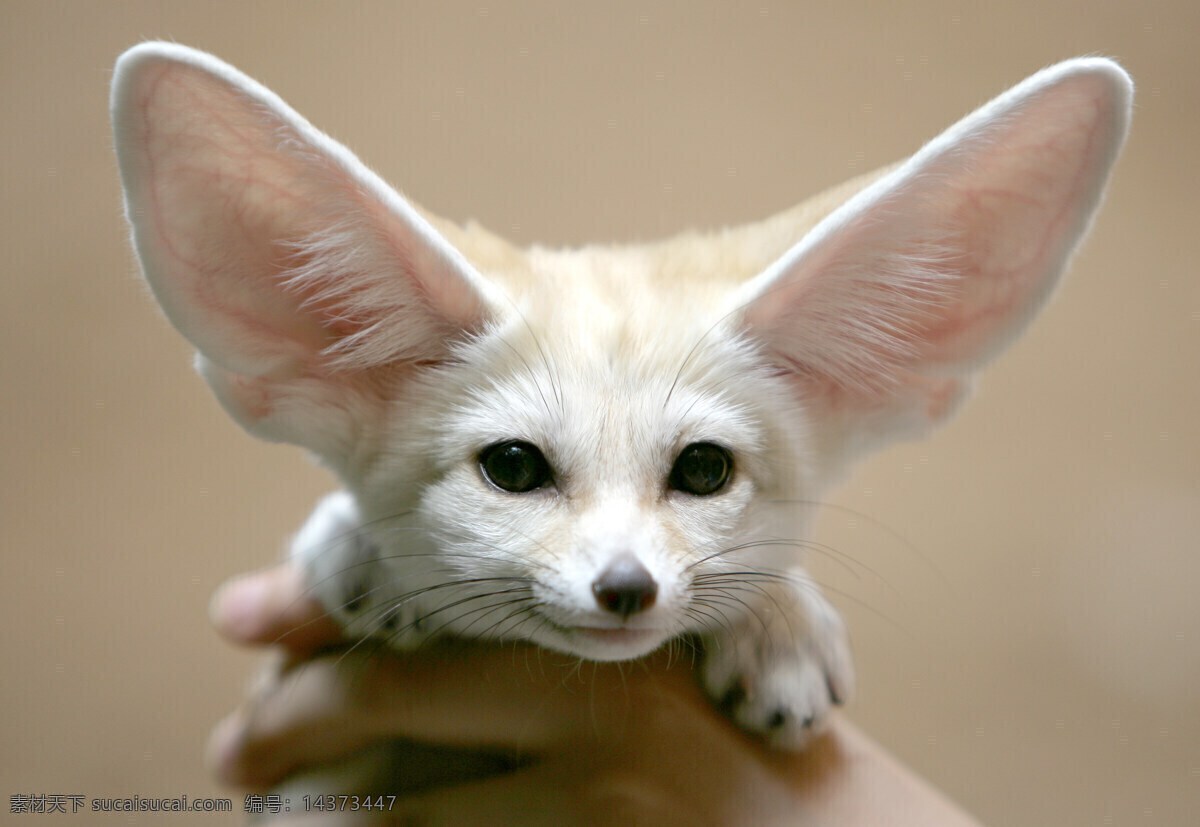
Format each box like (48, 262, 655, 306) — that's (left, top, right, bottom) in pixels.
(113, 45, 1130, 753)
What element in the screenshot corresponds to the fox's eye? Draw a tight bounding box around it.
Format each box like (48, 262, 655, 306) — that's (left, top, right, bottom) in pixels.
(479, 441, 553, 493)
(668, 442, 733, 496)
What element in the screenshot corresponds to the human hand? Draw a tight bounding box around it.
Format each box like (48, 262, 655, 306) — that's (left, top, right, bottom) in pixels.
(207, 563, 980, 826)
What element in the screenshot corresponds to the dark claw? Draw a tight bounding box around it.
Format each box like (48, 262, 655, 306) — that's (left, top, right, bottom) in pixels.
(345, 582, 367, 613)
(827, 675, 845, 707)
(717, 680, 748, 717)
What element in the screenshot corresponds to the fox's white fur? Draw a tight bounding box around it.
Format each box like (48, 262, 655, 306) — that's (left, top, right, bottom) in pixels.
(113, 43, 1131, 758)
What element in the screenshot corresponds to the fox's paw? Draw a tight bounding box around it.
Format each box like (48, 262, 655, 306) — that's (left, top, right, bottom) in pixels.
(700, 584, 854, 749)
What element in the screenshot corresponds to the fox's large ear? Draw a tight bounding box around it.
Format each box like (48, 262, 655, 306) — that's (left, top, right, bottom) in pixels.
(112, 43, 500, 463)
(736, 58, 1131, 479)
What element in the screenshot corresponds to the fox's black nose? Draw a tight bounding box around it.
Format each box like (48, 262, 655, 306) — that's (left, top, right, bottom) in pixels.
(592, 556, 657, 618)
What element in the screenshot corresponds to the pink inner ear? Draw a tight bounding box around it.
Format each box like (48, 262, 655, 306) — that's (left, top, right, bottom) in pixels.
(120, 52, 491, 384)
(914, 71, 1117, 369)
(129, 60, 347, 376)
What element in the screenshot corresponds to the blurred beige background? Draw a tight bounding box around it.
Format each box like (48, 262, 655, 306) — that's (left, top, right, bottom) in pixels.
(3, 1, 1196, 824)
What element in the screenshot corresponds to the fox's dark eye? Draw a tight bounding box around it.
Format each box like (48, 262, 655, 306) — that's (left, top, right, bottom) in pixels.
(479, 441, 553, 493)
(668, 442, 733, 496)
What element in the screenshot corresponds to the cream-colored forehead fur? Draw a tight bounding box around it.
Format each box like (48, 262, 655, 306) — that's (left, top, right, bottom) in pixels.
(395, 250, 816, 513)
(427, 165, 891, 306)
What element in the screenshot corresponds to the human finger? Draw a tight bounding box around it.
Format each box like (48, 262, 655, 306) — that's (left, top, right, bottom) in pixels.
(210, 562, 344, 652)
(210, 643, 699, 788)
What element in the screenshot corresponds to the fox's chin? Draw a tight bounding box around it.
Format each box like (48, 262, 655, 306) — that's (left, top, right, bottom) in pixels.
(535, 624, 671, 662)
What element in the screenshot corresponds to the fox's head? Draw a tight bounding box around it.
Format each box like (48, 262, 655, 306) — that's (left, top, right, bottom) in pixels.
(113, 44, 1130, 662)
